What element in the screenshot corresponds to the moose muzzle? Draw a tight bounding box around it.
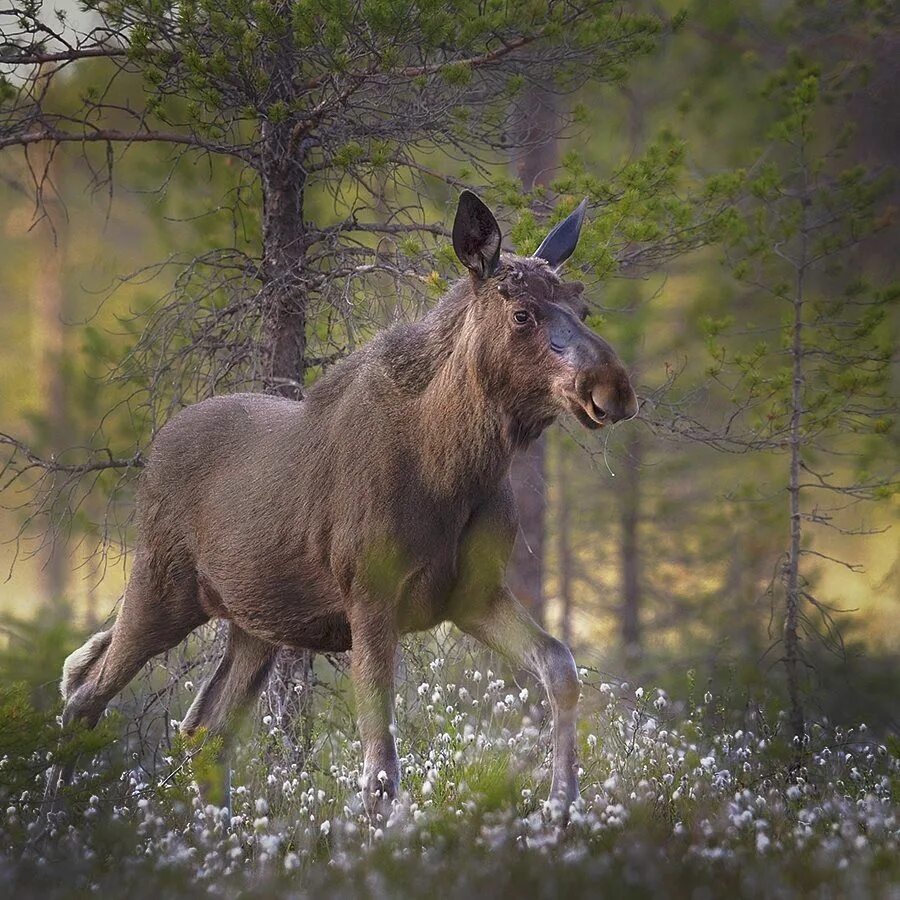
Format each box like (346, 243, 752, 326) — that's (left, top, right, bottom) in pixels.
(552, 308, 638, 428)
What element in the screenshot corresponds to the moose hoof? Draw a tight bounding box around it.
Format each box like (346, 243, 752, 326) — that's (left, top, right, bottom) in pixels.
(361, 771, 398, 824)
(546, 778, 580, 819)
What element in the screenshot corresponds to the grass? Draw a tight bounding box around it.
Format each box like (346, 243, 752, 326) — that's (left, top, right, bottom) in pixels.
(0, 643, 897, 898)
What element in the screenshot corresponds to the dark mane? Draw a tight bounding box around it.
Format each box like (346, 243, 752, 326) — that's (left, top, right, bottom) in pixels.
(377, 278, 473, 394)
(306, 277, 474, 405)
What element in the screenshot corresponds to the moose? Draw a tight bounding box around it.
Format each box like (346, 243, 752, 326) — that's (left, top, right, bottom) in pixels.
(53, 192, 637, 815)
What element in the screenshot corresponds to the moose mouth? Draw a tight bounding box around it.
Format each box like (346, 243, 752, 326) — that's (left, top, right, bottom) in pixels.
(567, 395, 608, 430)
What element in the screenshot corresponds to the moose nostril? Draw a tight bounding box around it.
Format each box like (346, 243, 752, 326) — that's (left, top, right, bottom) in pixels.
(590, 386, 609, 421)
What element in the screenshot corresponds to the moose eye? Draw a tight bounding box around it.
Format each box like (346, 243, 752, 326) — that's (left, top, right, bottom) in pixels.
(513, 309, 531, 326)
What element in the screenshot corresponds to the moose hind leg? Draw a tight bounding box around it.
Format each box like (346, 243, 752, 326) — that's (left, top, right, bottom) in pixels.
(55, 552, 207, 790)
(180, 624, 276, 736)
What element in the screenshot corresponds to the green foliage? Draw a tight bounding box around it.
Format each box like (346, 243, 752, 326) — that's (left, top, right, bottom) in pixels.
(0, 681, 119, 805)
(720, 63, 896, 449)
(0, 615, 79, 704)
(157, 729, 226, 810)
(0, 682, 61, 800)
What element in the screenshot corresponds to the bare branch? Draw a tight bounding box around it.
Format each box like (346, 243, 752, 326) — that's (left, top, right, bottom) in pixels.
(0, 127, 253, 161)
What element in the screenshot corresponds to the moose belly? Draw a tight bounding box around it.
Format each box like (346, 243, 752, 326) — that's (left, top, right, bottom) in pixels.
(198, 559, 352, 651)
(285, 611, 352, 652)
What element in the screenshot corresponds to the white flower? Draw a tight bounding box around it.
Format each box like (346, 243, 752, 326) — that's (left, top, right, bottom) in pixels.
(255, 798, 269, 815)
(319, 820, 330, 836)
(284, 852, 300, 871)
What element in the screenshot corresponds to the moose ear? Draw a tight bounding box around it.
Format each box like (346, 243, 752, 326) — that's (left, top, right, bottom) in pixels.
(452, 190, 502, 279)
(533, 198, 588, 268)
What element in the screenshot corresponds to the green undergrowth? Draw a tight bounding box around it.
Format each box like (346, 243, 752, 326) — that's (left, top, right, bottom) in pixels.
(0, 648, 897, 898)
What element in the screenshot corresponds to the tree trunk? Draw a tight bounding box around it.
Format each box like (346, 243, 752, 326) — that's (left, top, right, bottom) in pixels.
(784, 206, 807, 748)
(620, 428, 642, 658)
(508, 444, 547, 626)
(507, 84, 560, 627)
(31, 131, 68, 618)
(617, 90, 646, 661)
(260, 131, 307, 398)
(556, 438, 574, 646)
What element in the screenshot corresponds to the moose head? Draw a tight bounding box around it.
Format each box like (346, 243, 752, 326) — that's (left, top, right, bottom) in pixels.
(452, 191, 638, 439)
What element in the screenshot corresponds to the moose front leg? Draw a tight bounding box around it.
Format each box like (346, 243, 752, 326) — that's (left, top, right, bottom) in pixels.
(456, 587, 581, 807)
(349, 612, 400, 821)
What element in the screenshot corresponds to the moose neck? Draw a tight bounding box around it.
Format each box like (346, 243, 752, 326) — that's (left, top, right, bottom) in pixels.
(414, 289, 551, 498)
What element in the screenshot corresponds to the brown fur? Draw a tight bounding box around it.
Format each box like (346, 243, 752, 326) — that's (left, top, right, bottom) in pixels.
(56, 206, 637, 816)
